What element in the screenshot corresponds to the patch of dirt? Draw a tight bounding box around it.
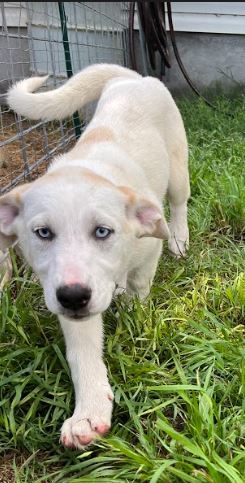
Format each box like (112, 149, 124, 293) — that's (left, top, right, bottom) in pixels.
(0, 110, 76, 191)
(0, 451, 65, 482)
(0, 452, 21, 483)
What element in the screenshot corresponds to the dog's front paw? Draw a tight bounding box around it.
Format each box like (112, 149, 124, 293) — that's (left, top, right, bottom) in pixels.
(60, 386, 114, 449)
(168, 236, 189, 258)
(168, 218, 189, 258)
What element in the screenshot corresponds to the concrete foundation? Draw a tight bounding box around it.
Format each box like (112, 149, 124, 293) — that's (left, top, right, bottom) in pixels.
(165, 32, 245, 95)
(135, 32, 245, 96)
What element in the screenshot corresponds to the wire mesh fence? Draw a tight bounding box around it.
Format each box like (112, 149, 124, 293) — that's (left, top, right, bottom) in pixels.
(0, 2, 130, 193)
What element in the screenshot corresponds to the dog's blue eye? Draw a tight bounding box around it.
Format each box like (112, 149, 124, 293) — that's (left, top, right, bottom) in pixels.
(95, 226, 112, 239)
(34, 227, 54, 240)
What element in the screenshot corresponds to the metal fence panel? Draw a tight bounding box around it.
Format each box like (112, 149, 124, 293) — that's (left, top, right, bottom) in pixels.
(0, 2, 129, 193)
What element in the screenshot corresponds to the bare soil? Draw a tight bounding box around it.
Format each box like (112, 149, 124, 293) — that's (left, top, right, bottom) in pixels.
(0, 111, 76, 191)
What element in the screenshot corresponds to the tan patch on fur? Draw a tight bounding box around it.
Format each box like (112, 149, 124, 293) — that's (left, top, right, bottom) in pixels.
(79, 127, 116, 146)
(36, 166, 115, 189)
(0, 183, 30, 206)
(0, 183, 30, 250)
(81, 168, 115, 187)
(14, 184, 30, 203)
(118, 186, 136, 204)
(32, 167, 86, 186)
(68, 143, 90, 159)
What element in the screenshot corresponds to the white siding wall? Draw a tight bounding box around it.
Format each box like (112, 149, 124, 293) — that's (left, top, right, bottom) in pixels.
(2, 3, 245, 35)
(168, 2, 245, 34)
(133, 2, 245, 35)
(1, 3, 127, 79)
(0, 2, 27, 27)
(26, 2, 127, 77)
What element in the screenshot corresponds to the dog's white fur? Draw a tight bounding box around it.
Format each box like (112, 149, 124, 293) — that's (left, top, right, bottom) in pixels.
(1, 64, 190, 449)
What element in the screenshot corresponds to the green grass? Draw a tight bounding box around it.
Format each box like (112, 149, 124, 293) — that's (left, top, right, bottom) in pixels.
(0, 96, 244, 482)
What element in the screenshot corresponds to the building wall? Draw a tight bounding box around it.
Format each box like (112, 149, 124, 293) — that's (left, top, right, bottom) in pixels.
(163, 32, 245, 95)
(27, 2, 127, 78)
(1, 2, 245, 97)
(134, 2, 245, 94)
(166, 2, 245, 35)
(0, 3, 29, 97)
(0, 28, 30, 97)
(0, 2, 128, 100)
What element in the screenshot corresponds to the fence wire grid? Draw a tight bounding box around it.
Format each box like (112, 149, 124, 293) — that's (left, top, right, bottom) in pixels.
(0, 2, 130, 193)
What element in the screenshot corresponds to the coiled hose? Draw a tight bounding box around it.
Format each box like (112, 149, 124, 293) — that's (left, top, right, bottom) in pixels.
(129, 1, 215, 108)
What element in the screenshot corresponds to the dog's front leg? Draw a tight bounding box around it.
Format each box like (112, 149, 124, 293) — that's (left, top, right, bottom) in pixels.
(59, 315, 113, 449)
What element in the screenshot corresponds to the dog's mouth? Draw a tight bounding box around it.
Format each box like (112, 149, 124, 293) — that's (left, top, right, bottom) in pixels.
(60, 308, 91, 321)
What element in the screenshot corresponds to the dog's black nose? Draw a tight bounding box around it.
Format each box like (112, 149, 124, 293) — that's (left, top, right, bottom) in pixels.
(56, 284, 92, 311)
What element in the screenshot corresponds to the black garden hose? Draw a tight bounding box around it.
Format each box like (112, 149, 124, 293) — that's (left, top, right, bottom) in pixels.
(129, 1, 216, 109)
(166, 1, 214, 108)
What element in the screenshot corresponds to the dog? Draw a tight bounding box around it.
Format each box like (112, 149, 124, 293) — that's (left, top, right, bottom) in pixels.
(0, 64, 190, 449)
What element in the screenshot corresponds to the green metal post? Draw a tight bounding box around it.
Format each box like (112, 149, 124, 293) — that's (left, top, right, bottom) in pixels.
(58, 2, 81, 139)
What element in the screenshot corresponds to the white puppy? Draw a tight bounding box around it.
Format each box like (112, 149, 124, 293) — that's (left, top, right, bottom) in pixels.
(0, 64, 190, 449)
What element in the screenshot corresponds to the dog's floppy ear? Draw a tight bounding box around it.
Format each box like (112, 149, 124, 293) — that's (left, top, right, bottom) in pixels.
(119, 186, 170, 240)
(0, 184, 29, 249)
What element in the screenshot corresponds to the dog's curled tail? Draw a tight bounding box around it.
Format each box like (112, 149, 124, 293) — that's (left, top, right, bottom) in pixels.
(7, 64, 141, 121)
